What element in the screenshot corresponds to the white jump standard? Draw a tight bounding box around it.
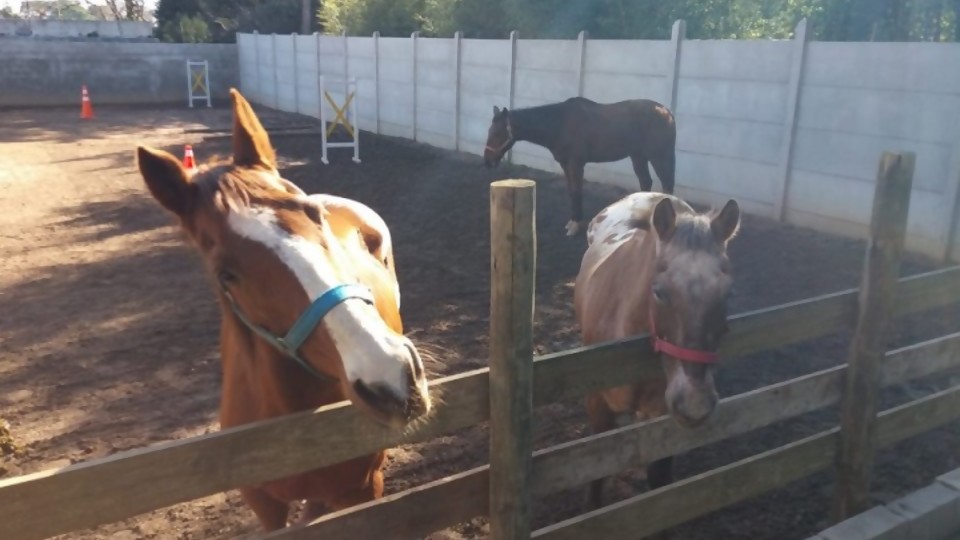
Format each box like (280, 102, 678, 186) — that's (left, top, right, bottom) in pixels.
(319, 75, 361, 164)
(186, 59, 211, 108)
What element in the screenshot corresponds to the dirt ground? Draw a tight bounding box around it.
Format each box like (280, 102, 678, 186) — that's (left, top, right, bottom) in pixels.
(2, 105, 960, 540)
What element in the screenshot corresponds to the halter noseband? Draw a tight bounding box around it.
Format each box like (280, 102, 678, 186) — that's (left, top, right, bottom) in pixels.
(220, 283, 376, 383)
(649, 301, 720, 364)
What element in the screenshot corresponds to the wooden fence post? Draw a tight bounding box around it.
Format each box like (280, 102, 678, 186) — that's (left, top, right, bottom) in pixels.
(832, 151, 915, 521)
(489, 179, 537, 540)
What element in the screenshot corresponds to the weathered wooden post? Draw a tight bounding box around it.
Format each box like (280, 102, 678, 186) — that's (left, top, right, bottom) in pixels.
(832, 151, 915, 521)
(489, 179, 537, 540)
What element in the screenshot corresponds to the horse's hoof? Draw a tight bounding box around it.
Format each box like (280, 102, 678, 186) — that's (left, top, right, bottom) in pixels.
(565, 220, 580, 236)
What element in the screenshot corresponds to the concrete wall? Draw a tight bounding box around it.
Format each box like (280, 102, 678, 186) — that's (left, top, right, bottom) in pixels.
(0, 19, 154, 39)
(0, 39, 238, 106)
(236, 26, 960, 260)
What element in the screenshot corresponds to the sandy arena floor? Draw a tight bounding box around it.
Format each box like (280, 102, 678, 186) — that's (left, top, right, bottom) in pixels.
(1, 105, 959, 540)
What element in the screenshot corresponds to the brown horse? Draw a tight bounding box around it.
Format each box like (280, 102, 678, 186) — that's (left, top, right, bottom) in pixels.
(135, 89, 432, 530)
(484, 97, 677, 236)
(574, 191, 740, 507)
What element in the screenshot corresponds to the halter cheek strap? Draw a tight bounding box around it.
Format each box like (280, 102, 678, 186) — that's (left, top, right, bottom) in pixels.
(221, 283, 376, 382)
(649, 303, 720, 364)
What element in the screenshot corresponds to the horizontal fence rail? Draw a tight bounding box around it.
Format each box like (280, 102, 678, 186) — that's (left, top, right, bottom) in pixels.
(2, 267, 960, 540)
(261, 332, 960, 540)
(533, 383, 960, 539)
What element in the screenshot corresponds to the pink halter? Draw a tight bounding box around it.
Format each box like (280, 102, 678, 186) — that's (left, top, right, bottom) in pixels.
(649, 303, 720, 364)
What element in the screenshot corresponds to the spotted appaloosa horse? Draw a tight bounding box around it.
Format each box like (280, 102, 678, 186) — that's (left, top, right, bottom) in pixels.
(574, 192, 740, 506)
(483, 97, 677, 237)
(135, 89, 432, 530)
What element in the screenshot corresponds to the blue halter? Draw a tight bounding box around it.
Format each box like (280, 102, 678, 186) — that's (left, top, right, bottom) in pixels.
(220, 283, 376, 383)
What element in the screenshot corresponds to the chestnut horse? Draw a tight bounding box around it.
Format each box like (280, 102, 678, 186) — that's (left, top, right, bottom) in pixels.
(574, 192, 740, 506)
(483, 97, 677, 237)
(135, 89, 432, 530)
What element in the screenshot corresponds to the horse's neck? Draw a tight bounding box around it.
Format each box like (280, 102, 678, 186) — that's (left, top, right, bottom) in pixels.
(511, 105, 564, 149)
(580, 232, 657, 342)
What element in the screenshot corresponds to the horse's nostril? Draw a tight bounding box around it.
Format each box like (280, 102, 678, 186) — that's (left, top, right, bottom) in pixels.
(353, 380, 402, 412)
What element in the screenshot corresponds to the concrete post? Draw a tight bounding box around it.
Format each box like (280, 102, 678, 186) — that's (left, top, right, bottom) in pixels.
(252, 31, 260, 102)
(940, 141, 960, 261)
(667, 20, 685, 112)
(291, 33, 300, 114)
(576, 30, 588, 97)
(454, 30, 463, 151)
(271, 33, 279, 109)
(507, 30, 518, 164)
(773, 18, 810, 222)
(373, 31, 381, 135)
(342, 30, 349, 98)
(315, 31, 322, 118)
(411, 31, 420, 141)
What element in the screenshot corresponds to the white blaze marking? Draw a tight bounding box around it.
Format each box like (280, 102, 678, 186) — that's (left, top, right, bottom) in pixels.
(226, 205, 414, 395)
(306, 194, 400, 308)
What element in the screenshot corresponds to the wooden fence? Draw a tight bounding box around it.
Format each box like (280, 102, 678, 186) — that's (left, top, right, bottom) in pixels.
(2, 151, 960, 540)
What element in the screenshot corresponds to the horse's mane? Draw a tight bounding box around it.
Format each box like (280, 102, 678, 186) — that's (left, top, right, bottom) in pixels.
(193, 163, 299, 213)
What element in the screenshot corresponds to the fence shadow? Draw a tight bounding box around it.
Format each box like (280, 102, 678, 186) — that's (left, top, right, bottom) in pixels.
(0, 189, 221, 475)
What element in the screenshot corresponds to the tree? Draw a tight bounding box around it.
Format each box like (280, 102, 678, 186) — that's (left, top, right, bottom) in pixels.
(161, 13, 209, 42)
(103, 0, 145, 20)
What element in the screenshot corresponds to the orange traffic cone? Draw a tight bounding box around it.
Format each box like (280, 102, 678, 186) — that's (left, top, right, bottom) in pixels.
(182, 144, 196, 171)
(80, 85, 94, 119)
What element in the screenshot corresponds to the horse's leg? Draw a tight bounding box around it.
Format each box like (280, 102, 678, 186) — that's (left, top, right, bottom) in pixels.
(327, 464, 385, 511)
(585, 392, 616, 509)
(290, 499, 328, 526)
(565, 160, 586, 236)
(241, 487, 289, 531)
(630, 155, 654, 192)
(646, 456, 674, 490)
(649, 150, 676, 195)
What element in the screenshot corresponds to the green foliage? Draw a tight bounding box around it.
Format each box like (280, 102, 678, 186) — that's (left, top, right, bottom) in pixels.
(161, 13, 210, 43)
(316, 0, 960, 41)
(155, 0, 321, 43)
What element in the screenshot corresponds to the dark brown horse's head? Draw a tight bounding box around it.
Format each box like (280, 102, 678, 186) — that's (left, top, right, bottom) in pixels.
(650, 198, 740, 427)
(135, 89, 431, 428)
(484, 106, 514, 168)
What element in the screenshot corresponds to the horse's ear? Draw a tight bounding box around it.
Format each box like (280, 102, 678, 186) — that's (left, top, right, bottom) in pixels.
(711, 199, 741, 244)
(493, 105, 501, 117)
(136, 146, 193, 217)
(652, 197, 677, 242)
(230, 88, 276, 169)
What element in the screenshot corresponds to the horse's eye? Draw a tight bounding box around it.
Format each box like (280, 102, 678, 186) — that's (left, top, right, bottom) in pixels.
(218, 269, 238, 284)
(652, 284, 668, 304)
